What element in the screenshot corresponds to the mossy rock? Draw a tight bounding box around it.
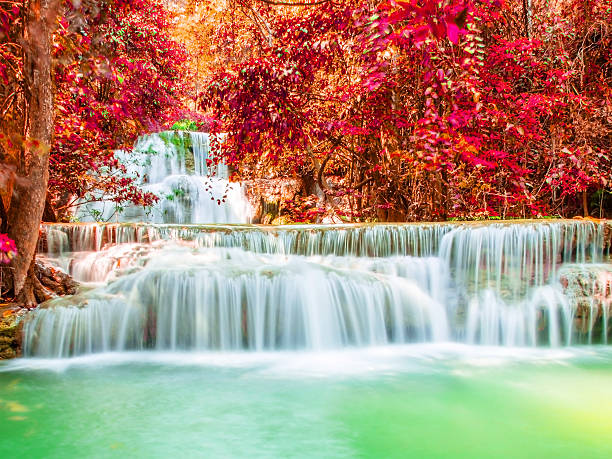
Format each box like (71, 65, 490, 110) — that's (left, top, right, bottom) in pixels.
(0, 312, 22, 359)
(271, 215, 294, 225)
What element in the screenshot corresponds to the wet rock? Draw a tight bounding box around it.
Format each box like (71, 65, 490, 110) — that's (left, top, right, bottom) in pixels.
(559, 264, 612, 340)
(0, 307, 26, 359)
(35, 259, 79, 296)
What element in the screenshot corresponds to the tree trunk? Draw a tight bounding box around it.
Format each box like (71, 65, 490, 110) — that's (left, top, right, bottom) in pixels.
(522, 0, 532, 38)
(0, 195, 7, 233)
(42, 193, 58, 223)
(6, 0, 58, 305)
(582, 191, 589, 217)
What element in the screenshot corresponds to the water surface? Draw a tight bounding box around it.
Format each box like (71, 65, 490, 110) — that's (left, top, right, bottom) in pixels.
(2, 344, 611, 458)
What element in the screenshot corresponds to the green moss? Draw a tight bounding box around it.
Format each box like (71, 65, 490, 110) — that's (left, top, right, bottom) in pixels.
(0, 311, 21, 359)
(171, 119, 198, 131)
(156, 131, 195, 171)
(271, 215, 294, 225)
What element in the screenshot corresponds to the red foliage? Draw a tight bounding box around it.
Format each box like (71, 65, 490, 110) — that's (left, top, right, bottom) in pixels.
(48, 0, 188, 216)
(202, 0, 611, 220)
(3, 0, 610, 223)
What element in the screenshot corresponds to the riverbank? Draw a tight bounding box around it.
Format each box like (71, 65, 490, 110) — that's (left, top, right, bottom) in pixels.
(1, 260, 79, 358)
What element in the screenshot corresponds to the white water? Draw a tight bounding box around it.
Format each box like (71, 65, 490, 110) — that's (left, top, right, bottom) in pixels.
(26, 248, 451, 356)
(28, 219, 611, 357)
(76, 132, 251, 224)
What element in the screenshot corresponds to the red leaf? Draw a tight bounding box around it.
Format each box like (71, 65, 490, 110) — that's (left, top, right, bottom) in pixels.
(446, 21, 459, 44)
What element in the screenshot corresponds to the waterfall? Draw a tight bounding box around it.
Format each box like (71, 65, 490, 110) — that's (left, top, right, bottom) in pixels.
(40, 222, 455, 257)
(75, 132, 252, 224)
(26, 219, 611, 356)
(24, 251, 451, 357)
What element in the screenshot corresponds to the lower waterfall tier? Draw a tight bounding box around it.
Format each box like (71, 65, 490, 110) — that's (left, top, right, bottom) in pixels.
(24, 242, 612, 357)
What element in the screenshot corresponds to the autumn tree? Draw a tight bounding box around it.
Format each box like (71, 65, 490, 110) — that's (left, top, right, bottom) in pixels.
(48, 0, 188, 219)
(0, 0, 188, 303)
(1, 0, 61, 304)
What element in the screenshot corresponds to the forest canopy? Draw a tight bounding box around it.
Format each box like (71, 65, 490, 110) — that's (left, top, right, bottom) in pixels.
(196, 0, 611, 221)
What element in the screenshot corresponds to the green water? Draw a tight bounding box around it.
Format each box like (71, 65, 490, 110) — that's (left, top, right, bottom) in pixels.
(1, 345, 611, 458)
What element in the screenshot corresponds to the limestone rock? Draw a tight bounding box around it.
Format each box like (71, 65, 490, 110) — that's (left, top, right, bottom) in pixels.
(559, 264, 612, 339)
(243, 178, 303, 223)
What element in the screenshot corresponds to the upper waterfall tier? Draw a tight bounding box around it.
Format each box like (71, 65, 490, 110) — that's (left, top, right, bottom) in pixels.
(75, 132, 252, 224)
(41, 219, 610, 261)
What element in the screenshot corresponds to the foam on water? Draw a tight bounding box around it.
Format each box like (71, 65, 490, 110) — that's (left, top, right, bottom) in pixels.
(4, 343, 601, 376)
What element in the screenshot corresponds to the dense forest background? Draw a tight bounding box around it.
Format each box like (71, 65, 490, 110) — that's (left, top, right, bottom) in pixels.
(0, 0, 611, 301)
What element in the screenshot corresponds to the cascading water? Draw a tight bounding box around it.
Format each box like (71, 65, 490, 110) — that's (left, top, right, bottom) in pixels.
(20, 129, 612, 357)
(25, 248, 450, 356)
(76, 131, 251, 224)
(27, 219, 612, 357)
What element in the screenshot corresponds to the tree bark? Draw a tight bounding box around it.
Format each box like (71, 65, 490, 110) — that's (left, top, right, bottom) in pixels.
(522, 0, 532, 38)
(582, 191, 589, 217)
(42, 193, 58, 222)
(0, 195, 7, 233)
(6, 0, 59, 305)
